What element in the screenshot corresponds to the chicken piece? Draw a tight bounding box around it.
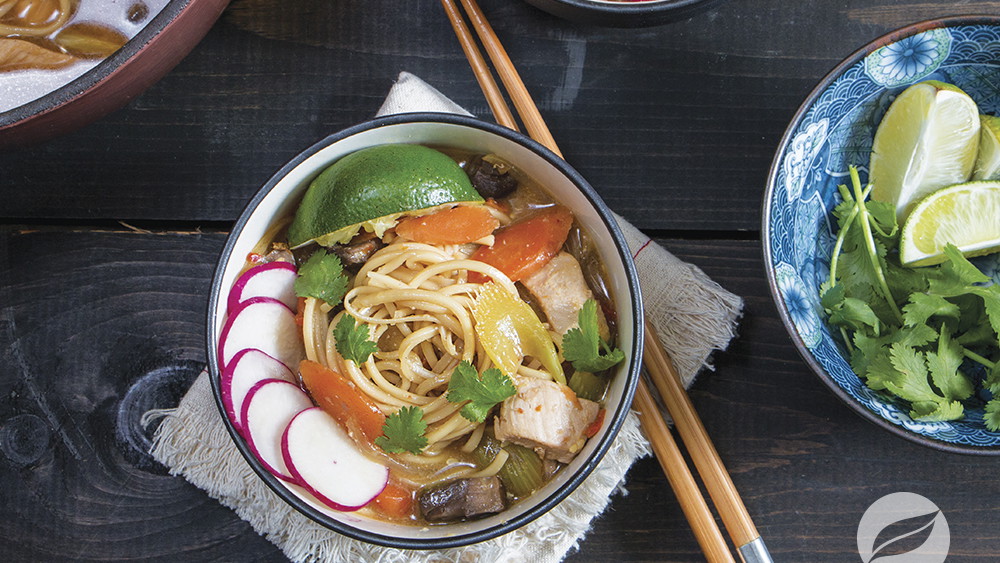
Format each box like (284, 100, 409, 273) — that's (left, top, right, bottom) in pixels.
(494, 378, 599, 463)
(521, 251, 609, 341)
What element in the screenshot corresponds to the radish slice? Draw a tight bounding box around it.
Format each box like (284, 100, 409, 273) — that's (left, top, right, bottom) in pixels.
(282, 407, 389, 511)
(221, 349, 295, 432)
(227, 261, 298, 312)
(242, 379, 313, 482)
(218, 296, 303, 371)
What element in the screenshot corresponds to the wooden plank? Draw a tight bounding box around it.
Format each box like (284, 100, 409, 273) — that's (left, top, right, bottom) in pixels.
(3, 228, 999, 560)
(0, 0, 987, 231)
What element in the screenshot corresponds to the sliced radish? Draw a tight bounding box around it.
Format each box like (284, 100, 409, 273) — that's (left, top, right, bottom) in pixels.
(282, 407, 389, 511)
(227, 261, 298, 313)
(218, 296, 303, 371)
(242, 379, 313, 482)
(221, 349, 296, 431)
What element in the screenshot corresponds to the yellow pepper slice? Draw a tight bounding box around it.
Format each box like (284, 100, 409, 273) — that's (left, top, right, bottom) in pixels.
(472, 282, 565, 385)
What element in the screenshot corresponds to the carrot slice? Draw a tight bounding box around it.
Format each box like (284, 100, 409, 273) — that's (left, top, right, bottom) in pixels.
(294, 296, 307, 328)
(470, 205, 574, 282)
(584, 408, 606, 438)
(373, 481, 415, 520)
(298, 360, 386, 444)
(395, 204, 499, 245)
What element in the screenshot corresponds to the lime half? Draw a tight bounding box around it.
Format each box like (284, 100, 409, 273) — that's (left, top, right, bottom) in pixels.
(899, 181, 1000, 266)
(973, 114, 1000, 181)
(287, 144, 483, 248)
(870, 81, 981, 222)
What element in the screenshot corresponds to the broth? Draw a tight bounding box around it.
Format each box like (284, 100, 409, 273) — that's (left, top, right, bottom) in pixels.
(223, 144, 622, 526)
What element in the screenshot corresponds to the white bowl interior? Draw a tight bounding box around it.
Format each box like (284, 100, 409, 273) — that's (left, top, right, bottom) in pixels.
(211, 119, 638, 541)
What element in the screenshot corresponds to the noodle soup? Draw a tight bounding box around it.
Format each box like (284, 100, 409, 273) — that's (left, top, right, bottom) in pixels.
(209, 115, 641, 547)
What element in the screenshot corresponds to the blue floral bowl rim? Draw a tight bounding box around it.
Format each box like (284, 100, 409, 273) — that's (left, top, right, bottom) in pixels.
(761, 14, 1000, 456)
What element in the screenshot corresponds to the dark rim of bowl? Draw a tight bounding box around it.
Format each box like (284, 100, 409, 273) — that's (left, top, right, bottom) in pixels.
(762, 15, 1000, 456)
(540, 0, 715, 16)
(206, 112, 644, 548)
(0, 0, 192, 126)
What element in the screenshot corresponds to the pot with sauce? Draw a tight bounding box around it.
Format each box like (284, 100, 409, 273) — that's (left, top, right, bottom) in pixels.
(0, 0, 228, 147)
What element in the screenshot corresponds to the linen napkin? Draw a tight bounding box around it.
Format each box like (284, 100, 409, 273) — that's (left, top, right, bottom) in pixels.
(150, 72, 743, 563)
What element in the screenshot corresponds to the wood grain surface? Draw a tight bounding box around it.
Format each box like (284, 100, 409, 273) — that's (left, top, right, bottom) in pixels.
(2, 0, 1000, 560)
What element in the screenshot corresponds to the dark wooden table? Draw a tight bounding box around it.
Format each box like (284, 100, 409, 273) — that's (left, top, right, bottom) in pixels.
(3, 0, 999, 560)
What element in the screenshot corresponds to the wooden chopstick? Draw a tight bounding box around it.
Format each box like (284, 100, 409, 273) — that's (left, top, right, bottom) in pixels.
(643, 317, 765, 557)
(451, 0, 562, 158)
(438, 0, 519, 131)
(633, 379, 735, 562)
(439, 2, 771, 562)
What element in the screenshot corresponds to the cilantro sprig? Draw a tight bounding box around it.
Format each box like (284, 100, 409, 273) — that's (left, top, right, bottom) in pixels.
(333, 314, 379, 365)
(822, 166, 1000, 428)
(294, 250, 349, 307)
(375, 406, 428, 454)
(562, 300, 625, 373)
(446, 361, 516, 423)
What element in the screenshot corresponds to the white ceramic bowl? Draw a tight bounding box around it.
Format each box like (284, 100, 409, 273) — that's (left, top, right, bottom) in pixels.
(207, 113, 643, 548)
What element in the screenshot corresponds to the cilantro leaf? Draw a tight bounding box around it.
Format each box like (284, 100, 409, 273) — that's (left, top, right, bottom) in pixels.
(828, 296, 880, 333)
(985, 400, 1000, 432)
(902, 293, 960, 328)
(333, 314, 379, 364)
(984, 362, 1000, 395)
(883, 343, 941, 404)
(375, 406, 428, 454)
(876, 343, 964, 422)
(972, 285, 1000, 337)
(562, 300, 625, 373)
(446, 361, 516, 423)
(925, 328, 973, 401)
(294, 250, 349, 306)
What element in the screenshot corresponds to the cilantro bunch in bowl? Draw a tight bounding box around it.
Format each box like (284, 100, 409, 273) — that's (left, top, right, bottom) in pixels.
(821, 167, 1000, 429)
(764, 18, 1000, 453)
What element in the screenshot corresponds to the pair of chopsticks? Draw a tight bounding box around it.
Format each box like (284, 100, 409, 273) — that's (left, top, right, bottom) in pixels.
(439, 2, 772, 562)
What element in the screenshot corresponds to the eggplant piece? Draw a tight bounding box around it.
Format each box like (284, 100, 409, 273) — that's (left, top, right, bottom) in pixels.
(329, 235, 384, 268)
(466, 155, 518, 199)
(418, 476, 506, 522)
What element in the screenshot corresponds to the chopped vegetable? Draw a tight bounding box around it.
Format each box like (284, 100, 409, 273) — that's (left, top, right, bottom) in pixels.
(330, 233, 384, 268)
(822, 166, 1000, 426)
(469, 205, 574, 283)
(373, 481, 415, 520)
(376, 406, 429, 454)
(242, 379, 314, 482)
(218, 297, 303, 371)
(584, 409, 606, 438)
(333, 314, 379, 365)
(562, 300, 625, 373)
(282, 407, 389, 511)
(222, 349, 295, 431)
(227, 261, 298, 313)
(466, 155, 518, 199)
(294, 249, 349, 307)
(417, 476, 506, 522)
(446, 361, 517, 423)
(472, 434, 544, 498)
(298, 359, 386, 443)
(395, 205, 499, 245)
(472, 282, 564, 384)
(567, 370, 607, 402)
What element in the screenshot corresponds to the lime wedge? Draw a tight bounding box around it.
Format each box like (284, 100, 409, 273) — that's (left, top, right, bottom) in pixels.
(899, 181, 1000, 266)
(870, 81, 981, 222)
(972, 114, 1000, 180)
(287, 144, 483, 248)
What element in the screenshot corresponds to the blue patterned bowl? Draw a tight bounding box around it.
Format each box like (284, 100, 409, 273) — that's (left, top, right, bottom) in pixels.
(763, 16, 1000, 454)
